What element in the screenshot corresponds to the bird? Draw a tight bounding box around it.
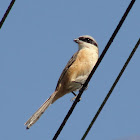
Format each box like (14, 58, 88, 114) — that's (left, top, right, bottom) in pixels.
(24, 35, 99, 129)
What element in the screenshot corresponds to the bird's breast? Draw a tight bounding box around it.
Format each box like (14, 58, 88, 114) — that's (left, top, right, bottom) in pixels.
(68, 48, 98, 83)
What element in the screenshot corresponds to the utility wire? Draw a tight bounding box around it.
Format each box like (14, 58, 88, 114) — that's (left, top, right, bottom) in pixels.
(0, 0, 16, 29)
(52, 0, 136, 139)
(81, 38, 140, 140)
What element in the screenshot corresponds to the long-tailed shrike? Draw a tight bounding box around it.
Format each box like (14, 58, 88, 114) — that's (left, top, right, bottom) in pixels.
(25, 35, 99, 129)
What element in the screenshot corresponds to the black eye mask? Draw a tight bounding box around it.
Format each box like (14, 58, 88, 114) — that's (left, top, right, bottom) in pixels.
(79, 37, 98, 47)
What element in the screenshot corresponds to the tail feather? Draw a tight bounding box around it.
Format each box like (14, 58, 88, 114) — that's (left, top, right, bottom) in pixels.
(24, 91, 56, 129)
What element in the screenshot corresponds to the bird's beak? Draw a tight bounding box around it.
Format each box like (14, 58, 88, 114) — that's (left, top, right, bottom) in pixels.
(74, 38, 79, 43)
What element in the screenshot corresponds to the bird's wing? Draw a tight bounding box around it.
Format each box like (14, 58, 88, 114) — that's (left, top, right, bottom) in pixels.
(55, 51, 78, 90)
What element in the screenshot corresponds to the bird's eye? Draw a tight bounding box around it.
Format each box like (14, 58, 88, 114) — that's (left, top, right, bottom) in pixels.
(85, 38, 92, 43)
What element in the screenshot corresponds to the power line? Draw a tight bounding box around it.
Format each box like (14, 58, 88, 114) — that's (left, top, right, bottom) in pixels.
(52, 0, 136, 139)
(81, 38, 140, 140)
(0, 0, 16, 29)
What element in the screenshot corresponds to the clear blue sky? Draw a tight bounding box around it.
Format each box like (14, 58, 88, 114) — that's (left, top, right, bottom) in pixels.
(0, 0, 140, 140)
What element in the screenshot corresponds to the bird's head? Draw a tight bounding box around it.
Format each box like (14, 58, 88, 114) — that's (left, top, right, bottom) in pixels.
(74, 35, 98, 50)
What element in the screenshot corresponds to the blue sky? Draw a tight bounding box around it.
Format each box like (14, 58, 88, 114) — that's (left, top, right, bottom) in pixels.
(0, 0, 140, 140)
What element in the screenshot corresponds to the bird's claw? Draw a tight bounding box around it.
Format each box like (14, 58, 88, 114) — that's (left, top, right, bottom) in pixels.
(71, 92, 81, 102)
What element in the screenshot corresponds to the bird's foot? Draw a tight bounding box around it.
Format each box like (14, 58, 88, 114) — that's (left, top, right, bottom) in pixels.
(71, 92, 81, 102)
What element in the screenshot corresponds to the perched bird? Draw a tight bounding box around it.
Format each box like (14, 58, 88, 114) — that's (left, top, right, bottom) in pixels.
(24, 35, 99, 129)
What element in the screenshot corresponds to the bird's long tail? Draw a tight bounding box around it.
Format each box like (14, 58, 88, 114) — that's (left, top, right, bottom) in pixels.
(24, 91, 57, 129)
